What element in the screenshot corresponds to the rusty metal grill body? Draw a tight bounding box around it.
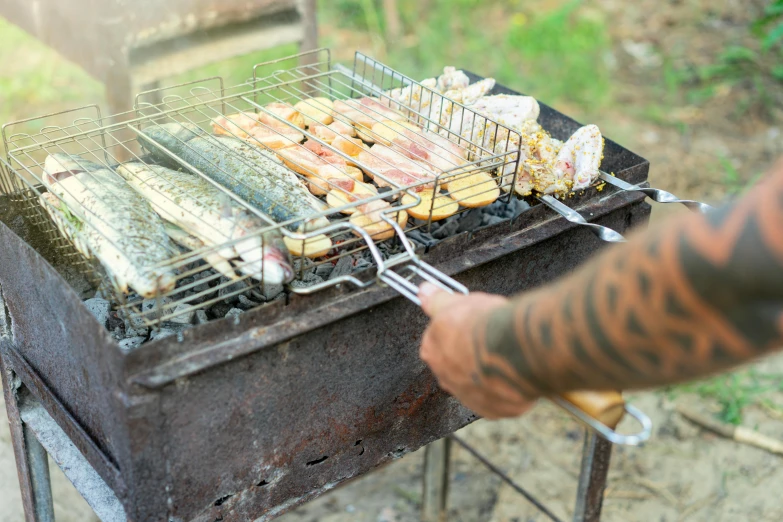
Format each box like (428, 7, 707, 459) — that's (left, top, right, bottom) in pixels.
(0, 65, 651, 520)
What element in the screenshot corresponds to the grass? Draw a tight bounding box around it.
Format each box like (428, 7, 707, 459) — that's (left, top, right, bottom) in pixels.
(319, 0, 613, 116)
(667, 368, 783, 425)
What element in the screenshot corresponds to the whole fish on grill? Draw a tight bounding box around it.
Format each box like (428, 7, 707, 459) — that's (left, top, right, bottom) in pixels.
(137, 123, 330, 233)
(162, 222, 243, 281)
(42, 154, 176, 298)
(117, 162, 294, 285)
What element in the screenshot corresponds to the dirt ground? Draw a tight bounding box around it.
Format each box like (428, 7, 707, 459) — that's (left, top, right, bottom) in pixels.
(2, 0, 783, 520)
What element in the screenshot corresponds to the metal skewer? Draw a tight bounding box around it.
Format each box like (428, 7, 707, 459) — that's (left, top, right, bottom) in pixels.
(537, 195, 626, 243)
(599, 172, 712, 214)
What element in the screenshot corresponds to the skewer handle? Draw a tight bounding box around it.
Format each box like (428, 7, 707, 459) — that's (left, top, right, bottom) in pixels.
(538, 195, 627, 243)
(378, 265, 651, 445)
(599, 172, 713, 214)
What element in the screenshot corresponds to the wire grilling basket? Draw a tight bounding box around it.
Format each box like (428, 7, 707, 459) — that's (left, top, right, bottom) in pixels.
(0, 48, 653, 446)
(0, 49, 524, 326)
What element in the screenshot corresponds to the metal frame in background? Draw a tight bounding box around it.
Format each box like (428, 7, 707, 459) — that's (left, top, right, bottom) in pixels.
(421, 433, 612, 522)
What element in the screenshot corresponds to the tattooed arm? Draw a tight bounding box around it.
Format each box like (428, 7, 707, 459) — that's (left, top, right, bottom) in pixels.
(419, 159, 783, 419)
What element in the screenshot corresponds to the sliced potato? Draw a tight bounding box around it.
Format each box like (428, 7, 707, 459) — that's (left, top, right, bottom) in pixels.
(326, 182, 379, 214)
(307, 166, 355, 196)
(345, 166, 364, 181)
(370, 120, 421, 146)
(401, 192, 460, 221)
(284, 234, 333, 259)
(261, 102, 305, 129)
(355, 125, 375, 144)
(349, 209, 408, 241)
(446, 171, 500, 208)
(332, 135, 365, 157)
(295, 97, 334, 126)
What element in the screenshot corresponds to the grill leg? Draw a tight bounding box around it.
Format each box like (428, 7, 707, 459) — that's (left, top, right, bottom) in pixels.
(421, 437, 451, 522)
(572, 429, 613, 522)
(2, 355, 54, 522)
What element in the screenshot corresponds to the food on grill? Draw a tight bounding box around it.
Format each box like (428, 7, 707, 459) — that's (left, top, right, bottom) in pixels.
(139, 123, 330, 234)
(554, 124, 604, 192)
(117, 162, 295, 285)
(388, 124, 468, 173)
(349, 200, 408, 241)
(331, 135, 366, 166)
(401, 192, 459, 221)
(357, 145, 434, 190)
(42, 154, 176, 297)
(284, 234, 333, 258)
(446, 171, 500, 208)
(162, 222, 240, 281)
(325, 180, 379, 213)
(309, 120, 356, 144)
(275, 141, 356, 196)
(259, 102, 305, 129)
(212, 113, 304, 149)
(294, 97, 334, 126)
(333, 97, 406, 130)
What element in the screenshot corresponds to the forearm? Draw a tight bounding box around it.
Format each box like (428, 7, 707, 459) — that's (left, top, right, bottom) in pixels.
(476, 167, 783, 397)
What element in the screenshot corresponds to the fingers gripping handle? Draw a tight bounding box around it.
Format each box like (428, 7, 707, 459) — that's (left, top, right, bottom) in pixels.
(408, 275, 650, 446)
(374, 215, 651, 445)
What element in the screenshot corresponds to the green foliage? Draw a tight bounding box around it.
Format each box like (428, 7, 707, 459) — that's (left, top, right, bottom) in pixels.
(505, 0, 611, 108)
(718, 154, 764, 196)
(670, 369, 783, 425)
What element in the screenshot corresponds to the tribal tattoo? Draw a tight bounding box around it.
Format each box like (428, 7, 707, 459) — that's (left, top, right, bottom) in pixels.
(473, 164, 783, 398)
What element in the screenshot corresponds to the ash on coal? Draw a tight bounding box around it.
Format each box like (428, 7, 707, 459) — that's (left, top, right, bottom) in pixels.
(406, 197, 530, 248)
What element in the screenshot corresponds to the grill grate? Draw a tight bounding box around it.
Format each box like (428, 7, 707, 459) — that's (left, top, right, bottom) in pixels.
(1, 49, 524, 328)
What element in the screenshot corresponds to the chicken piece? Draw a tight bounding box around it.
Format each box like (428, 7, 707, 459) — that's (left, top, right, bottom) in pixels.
(332, 97, 406, 130)
(259, 102, 305, 129)
(357, 145, 435, 191)
(390, 125, 468, 173)
(553, 124, 604, 191)
(211, 112, 260, 138)
(245, 123, 304, 149)
(384, 78, 438, 113)
(309, 120, 357, 144)
(436, 67, 470, 92)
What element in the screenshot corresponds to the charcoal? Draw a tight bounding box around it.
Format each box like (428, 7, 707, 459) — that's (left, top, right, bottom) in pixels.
(456, 209, 483, 233)
(168, 303, 195, 325)
(195, 310, 209, 325)
(258, 283, 284, 301)
(141, 296, 175, 316)
(106, 311, 124, 331)
(432, 220, 459, 239)
(208, 302, 233, 320)
(225, 308, 243, 322)
(353, 257, 372, 271)
(290, 272, 324, 289)
(192, 271, 213, 293)
(118, 336, 146, 352)
(328, 256, 355, 280)
(218, 279, 249, 303)
(237, 295, 260, 310)
(83, 298, 110, 327)
(315, 262, 334, 280)
(124, 320, 149, 339)
(483, 215, 506, 226)
(111, 326, 124, 341)
(150, 328, 177, 341)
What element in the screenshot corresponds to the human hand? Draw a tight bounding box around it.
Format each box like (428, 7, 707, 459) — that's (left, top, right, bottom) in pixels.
(418, 283, 536, 419)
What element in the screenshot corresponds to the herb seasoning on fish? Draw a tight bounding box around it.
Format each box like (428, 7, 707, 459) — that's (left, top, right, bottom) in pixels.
(138, 123, 330, 233)
(42, 153, 176, 298)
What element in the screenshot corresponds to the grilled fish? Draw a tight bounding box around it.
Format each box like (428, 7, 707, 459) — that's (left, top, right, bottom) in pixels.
(117, 162, 294, 285)
(42, 154, 176, 298)
(138, 123, 330, 234)
(162, 222, 240, 281)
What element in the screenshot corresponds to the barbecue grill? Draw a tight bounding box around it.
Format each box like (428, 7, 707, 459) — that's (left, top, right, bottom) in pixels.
(0, 49, 692, 521)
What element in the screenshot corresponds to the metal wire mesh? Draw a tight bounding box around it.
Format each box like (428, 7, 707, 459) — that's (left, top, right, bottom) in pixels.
(1, 49, 523, 328)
